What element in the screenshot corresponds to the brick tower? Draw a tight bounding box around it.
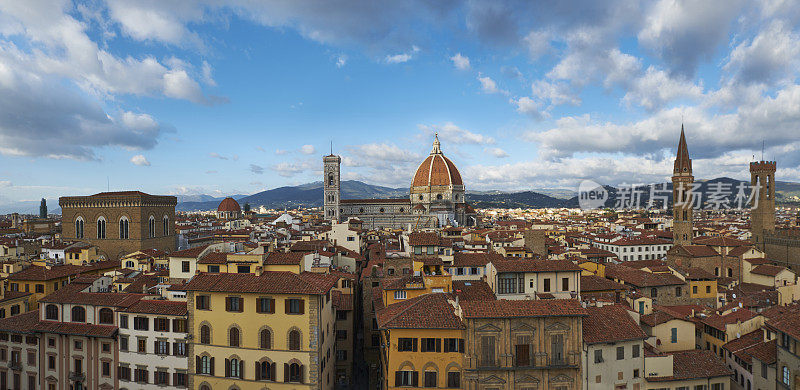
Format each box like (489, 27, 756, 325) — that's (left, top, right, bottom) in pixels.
(323, 154, 341, 223)
(672, 125, 694, 246)
(750, 160, 776, 249)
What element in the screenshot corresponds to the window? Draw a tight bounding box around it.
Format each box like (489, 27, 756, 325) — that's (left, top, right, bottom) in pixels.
(444, 338, 464, 353)
(208, 265, 219, 273)
(616, 346, 625, 360)
(119, 365, 131, 381)
(706, 285, 711, 294)
(229, 327, 240, 347)
(237, 265, 249, 273)
(288, 330, 301, 351)
(120, 314, 128, 328)
(424, 371, 437, 387)
(133, 316, 149, 330)
(693, 285, 698, 294)
(35, 284, 44, 293)
(480, 336, 495, 366)
(173, 341, 186, 357)
(45, 304, 58, 320)
(337, 330, 347, 340)
(257, 361, 275, 381)
(543, 278, 551, 292)
(48, 355, 55, 369)
(260, 329, 272, 349)
(632, 344, 640, 358)
(98, 308, 113, 324)
(196, 295, 210, 310)
(120, 336, 128, 351)
(671, 327, 678, 343)
(594, 349, 603, 363)
(761, 362, 768, 379)
(163, 216, 169, 237)
(398, 338, 417, 352)
(421, 338, 440, 352)
(154, 317, 169, 332)
(119, 217, 129, 239)
(200, 325, 211, 344)
(371, 334, 380, 347)
(337, 310, 347, 320)
(137, 338, 146, 353)
(562, 277, 570, 291)
(226, 297, 242, 312)
(71, 306, 85, 322)
(395, 370, 416, 387)
(783, 366, 790, 386)
(634, 369, 640, 378)
(102, 342, 110, 353)
(286, 299, 304, 314)
(446, 371, 460, 388)
(182, 261, 190, 273)
(174, 372, 187, 386)
(75, 218, 84, 239)
(651, 288, 658, 297)
(102, 361, 110, 376)
(199, 356, 212, 375)
(155, 370, 168, 385)
(394, 291, 407, 300)
(156, 340, 169, 355)
(675, 286, 682, 297)
(227, 358, 242, 378)
(712, 384, 725, 390)
(288, 362, 303, 382)
(74, 358, 83, 374)
(135, 368, 148, 383)
(97, 217, 106, 239)
(148, 216, 155, 238)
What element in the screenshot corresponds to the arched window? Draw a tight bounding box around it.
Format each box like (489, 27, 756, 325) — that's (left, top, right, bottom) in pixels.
(260, 329, 271, 349)
(200, 384, 211, 390)
(288, 329, 301, 351)
(229, 358, 241, 378)
(163, 216, 169, 236)
(125, 260, 135, 268)
(119, 217, 129, 239)
(99, 308, 113, 324)
(200, 356, 211, 375)
(96, 217, 106, 239)
(328, 173, 334, 186)
(148, 216, 155, 238)
(45, 304, 58, 320)
(229, 327, 240, 347)
(200, 325, 211, 344)
(257, 361, 275, 381)
(71, 306, 86, 322)
(75, 217, 84, 239)
(289, 362, 302, 382)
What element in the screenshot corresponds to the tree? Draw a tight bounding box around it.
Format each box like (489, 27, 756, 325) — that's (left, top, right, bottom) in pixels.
(244, 203, 251, 213)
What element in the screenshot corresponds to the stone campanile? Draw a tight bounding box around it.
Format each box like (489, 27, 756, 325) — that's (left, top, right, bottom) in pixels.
(672, 125, 694, 246)
(750, 160, 776, 249)
(323, 154, 341, 223)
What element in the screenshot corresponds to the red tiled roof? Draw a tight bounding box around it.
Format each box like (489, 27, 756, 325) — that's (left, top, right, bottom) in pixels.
(583, 305, 647, 344)
(331, 291, 353, 311)
(169, 245, 210, 258)
(184, 271, 337, 295)
(452, 252, 504, 267)
(766, 310, 800, 340)
(693, 236, 749, 247)
(9, 261, 119, 281)
(492, 259, 582, 273)
(119, 300, 187, 316)
(605, 264, 685, 287)
(750, 264, 787, 277)
(452, 280, 496, 302)
(198, 252, 227, 264)
(647, 349, 731, 382)
(376, 293, 464, 329)
(580, 275, 627, 292)
(264, 251, 305, 265)
(461, 299, 587, 318)
(32, 320, 117, 338)
(702, 308, 759, 332)
(672, 244, 720, 258)
(0, 310, 39, 333)
(409, 232, 441, 246)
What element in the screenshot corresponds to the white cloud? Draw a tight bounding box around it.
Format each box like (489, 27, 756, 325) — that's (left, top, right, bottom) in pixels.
(272, 161, 311, 177)
(522, 30, 551, 59)
(622, 67, 704, 110)
(300, 145, 316, 155)
(130, 154, 151, 166)
(385, 46, 420, 64)
(531, 80, 581, 106)
(418, 122, 495, 145)
(478, 76, 501, 94)
(249, 164, 264, 174)
(723, 20, 800, 86)
(336, 54, 348, 68)
(209, 152, 228, 160)
(201, 60, 217, 86)
(450, 53, 470, 70)
(275, 149, 288, 155)
(486, 147, 509, 158)
(511, 96, 543, 118)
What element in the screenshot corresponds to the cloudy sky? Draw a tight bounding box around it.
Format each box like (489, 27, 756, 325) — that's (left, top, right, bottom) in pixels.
(1, 0, 800, 204)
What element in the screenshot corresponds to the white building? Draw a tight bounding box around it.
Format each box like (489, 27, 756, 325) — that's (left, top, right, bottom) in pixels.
(592, 236, 672, 262)
(582, 304, 647, 390)
(118, 300, 189, 389)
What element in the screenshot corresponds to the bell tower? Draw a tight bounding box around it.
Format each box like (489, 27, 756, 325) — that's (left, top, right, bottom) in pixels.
(323, 153, 341, 223)
(672, 125, 694, 246)
(750, 160, 776, 249)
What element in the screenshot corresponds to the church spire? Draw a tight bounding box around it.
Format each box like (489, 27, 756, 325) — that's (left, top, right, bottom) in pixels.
(431, 133, 441, 154)
(674, 124, 692, 174)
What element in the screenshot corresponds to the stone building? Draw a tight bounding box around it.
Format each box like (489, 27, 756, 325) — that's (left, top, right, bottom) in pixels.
(324, 136, 477, 230)
(460, 299, 586, 390)
(59, 191, 177, 260)
(215, 197, 241, 220)
(749, 160, 800, 272)
(672, 126, 694, 247)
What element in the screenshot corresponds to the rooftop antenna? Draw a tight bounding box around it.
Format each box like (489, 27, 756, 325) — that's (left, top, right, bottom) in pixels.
(107, 176, 109, 192)
(330, 140, 333, 155)
(761, 140, 765, 161)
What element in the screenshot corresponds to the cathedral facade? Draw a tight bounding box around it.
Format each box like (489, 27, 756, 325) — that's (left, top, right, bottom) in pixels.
(323, 136, 477, 229)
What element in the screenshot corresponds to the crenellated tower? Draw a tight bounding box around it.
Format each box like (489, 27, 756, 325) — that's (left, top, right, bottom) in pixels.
(672, 125, 694, 246)
(323, 154, 341, 223)
(750, 160, 776, 249)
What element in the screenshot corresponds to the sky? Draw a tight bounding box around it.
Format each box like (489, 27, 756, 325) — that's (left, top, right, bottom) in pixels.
(1, 0, 800, 205)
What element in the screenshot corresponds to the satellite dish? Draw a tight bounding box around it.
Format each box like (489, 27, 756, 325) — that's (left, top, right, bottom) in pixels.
(732, 293, 737, 299)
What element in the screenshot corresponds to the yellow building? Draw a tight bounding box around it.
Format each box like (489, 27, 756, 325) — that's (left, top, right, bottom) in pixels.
(684, 267, 718, 300)
(185, 271, 338, 390)
(64, 244, 102, 265)
(700, 309, 764, 358)
(376, 293, 465, 389)
(7, 260, 120, 306)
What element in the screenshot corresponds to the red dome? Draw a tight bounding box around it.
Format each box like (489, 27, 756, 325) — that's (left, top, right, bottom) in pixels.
(412, 154, 463, 187)
(217, 197, 241, 212)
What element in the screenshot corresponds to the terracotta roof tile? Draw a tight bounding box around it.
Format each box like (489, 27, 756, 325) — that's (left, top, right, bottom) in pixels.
(264, 251, 305, 265)
(452, 280, 496, 301)
(461, 299, 587, 318)
(583, 305, 647, 344)
(32, 320, 117, 338)
(647, 349, 731, 382)
(376, 293, 464, 329)
(580, 275, 628, 292)
(184, 271, 337, 295)
(119, 300, 187, 316)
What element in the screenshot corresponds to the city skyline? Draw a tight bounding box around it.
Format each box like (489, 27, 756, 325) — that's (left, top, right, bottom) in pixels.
(3, 1, 800, 206)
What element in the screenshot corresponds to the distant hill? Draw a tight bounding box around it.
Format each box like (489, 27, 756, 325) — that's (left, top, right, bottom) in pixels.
(167, 177, 800, 212)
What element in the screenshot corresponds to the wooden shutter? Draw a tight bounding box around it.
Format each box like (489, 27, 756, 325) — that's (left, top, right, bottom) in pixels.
(271, 363, 276, 381)
(225, 297, 231, 311)
(269, 298, 275, 313)
(299, 299, 305, 314)
(256, 298, 262, 313)
(209, 357, 214, 376)
(173, 343, 178, 356)
(412, 338, 418, 352)
(172, 372, 178, 386)
(285, 299, 290, 314)
(300, 364, 305, 384)
(164, 319, 170, 332)
(435, 338, 441, 352)
(459, 339, 465, 353)
(165, 342, 170, 355)
(239, 360, 244, 379)
(255, 362, 260, 380)
(284, 363, 290, 382)
(412, 371, 419, 387)
(195, 356, 200, 374)
(225, 358, 231, 378)
(395, 371, 402, 386)
(154, 340, 158, 354)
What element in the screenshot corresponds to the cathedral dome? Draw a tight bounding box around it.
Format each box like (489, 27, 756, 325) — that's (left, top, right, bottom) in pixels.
(217, 197, 241, 213)
(411, 135, 463, 187)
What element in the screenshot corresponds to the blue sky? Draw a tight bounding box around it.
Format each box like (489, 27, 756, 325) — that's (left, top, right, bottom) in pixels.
(1, 0, 800, 205)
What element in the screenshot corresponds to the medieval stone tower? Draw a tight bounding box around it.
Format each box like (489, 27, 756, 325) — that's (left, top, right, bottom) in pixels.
(750, 160, 776, 249)
(672, 125, 694, 246)
(323, 154, 341, 223)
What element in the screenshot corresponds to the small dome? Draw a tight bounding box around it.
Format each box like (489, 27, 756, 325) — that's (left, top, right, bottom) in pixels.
(411, 135, 463, 187)
(217, 197, 241, 212)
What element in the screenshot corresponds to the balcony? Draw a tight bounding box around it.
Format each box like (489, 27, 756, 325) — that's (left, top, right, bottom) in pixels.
(475, 352, 580, 370)
(7, 361, 21, 371)
(69, 372, 86, 382)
